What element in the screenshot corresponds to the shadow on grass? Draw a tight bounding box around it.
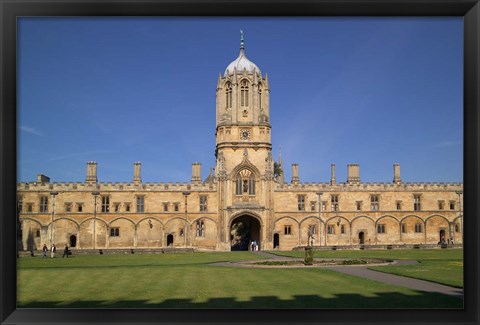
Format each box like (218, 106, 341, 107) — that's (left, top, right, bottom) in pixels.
(19, 291, 463, 309)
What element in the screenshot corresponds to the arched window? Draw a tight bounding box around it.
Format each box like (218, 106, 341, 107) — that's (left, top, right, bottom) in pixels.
(225, 83, 232, 108)
(235, 169, 255, 195)
(240, 80, 249, 107)
(258, 85, 262, 109)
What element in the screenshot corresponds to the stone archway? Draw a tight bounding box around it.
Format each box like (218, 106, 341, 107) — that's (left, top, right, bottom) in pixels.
(230, 215, 261, 251)
(359, 232, 365, 245)
(167, 234, 174, 246)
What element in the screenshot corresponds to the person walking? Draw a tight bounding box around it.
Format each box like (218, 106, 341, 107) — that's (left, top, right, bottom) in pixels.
(42, 244, 48, 258)
(62, 244, 69, 258)
(50, 244, 56, 258)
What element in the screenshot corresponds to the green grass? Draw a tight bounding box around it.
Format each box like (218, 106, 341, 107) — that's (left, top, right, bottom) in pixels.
(17, 251, 463, 308)
(272, 249, 463, 288)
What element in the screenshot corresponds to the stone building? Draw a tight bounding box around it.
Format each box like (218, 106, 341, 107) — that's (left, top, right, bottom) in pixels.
(17, 34, 463, 252)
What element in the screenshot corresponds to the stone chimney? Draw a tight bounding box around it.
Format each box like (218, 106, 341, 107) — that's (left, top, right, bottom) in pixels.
(133, 161, 142, 183)
(85, 161, 97, 183)
(191, 162, 202, 185)
(36, 174, 50, 183)
(347, 163, 360, 184)
(393, 163, 402, 184)
(291, 163, 300, 184)
(330, 163, 336, 185)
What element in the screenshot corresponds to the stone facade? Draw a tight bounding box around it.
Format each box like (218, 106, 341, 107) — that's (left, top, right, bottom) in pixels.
(17, 36, 463, 252)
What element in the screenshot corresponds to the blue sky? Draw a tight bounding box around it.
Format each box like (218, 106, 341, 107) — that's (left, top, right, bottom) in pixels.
(17, 17, 463, 184)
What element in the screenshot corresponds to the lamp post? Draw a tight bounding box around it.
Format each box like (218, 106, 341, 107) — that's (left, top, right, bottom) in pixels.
(182, 191, 190, 248)
(316, 192, 323, 247)
(50, 192, 59, 245)
(92, 191, 100, 250)
(455, 190, 463, 244)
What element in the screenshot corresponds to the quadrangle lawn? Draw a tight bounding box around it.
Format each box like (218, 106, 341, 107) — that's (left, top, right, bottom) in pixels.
(17, 250, 463, 308)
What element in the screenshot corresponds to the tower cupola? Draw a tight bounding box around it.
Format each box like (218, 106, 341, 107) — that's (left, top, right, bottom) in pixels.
(224, 30, 261, 76)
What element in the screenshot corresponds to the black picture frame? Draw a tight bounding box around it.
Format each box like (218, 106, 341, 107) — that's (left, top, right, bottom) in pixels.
(1, 1, 478, 324)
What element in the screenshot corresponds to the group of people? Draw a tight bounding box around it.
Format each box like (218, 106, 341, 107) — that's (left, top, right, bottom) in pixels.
(42, 244, 70, 258)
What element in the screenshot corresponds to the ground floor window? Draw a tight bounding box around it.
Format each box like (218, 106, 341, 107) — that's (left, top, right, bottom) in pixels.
(377, 224, 386, 234)
(401, 223, 406, 233)
(340, 225, 345, 234)
(284, 225, 291, 235)
(327, 225, 335, 234)
(110, 228, 120, 237)
(455, 223, 460, 232)
(414, 223, 423, 233)
(196, 220, 205, 237)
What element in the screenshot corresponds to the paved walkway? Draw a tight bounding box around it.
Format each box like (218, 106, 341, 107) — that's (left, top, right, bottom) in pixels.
(222, 251, 464, 298)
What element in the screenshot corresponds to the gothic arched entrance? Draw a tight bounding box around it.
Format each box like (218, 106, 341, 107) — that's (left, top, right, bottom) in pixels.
(230, 215, 261, 251)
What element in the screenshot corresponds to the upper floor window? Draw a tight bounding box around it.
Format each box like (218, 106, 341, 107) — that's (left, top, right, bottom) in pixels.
(225, 83, 232, 108)
(125, 203, 131, 212)
(17, 196, 23, 213)
(174, 203, 179, 212)
(449, 201, 456, 210)
(136, 196, 145, 213)
(200, 196, 208, 212)
(331, 195, 339, 211)
(39, 196, 48, 213)
(77, 203, 83, 212)
(438, 200, 445, 210)
(235, 169, 255, 195)
(27, 203, 33, 213)
(370, 195, 379, 211)
(163, 203, 169, 212)
(413, 195, 421, 211)
(356, 201, 362, 211)
(240, 80, 249, 107)
(310, 201, 316, 211)
(65, 203, 72, 212)
(101, 196, 110, 213)
(298, 195, 306, 211)
(396, 201, 402, 211)
(114, 203, 120, 213)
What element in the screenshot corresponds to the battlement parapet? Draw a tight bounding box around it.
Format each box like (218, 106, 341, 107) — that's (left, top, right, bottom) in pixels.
(274, 181, 463, 192)
(17, 181, 217, 192)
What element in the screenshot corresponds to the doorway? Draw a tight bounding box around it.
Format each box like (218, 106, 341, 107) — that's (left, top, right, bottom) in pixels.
(167, 234, 174, 246)
(273, 233, 280, 249)
(69, 235, 77, 248)
(439, 229, 446, 243)
(359, 232, 365, 245)
(230, 215, 261, 251)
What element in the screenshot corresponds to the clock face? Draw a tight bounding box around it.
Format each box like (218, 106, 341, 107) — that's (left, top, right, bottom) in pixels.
(240, 129, 251, 140)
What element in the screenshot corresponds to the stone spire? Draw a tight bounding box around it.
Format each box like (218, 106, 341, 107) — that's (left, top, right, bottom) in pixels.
(277, 148, 284, 184)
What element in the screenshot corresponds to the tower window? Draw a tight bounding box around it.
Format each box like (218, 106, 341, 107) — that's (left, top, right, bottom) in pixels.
(258, 87, 262, 109)
(240, 80, 249, 107)
(226, 83, 232, 108)
(236, 169, 255, 195)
